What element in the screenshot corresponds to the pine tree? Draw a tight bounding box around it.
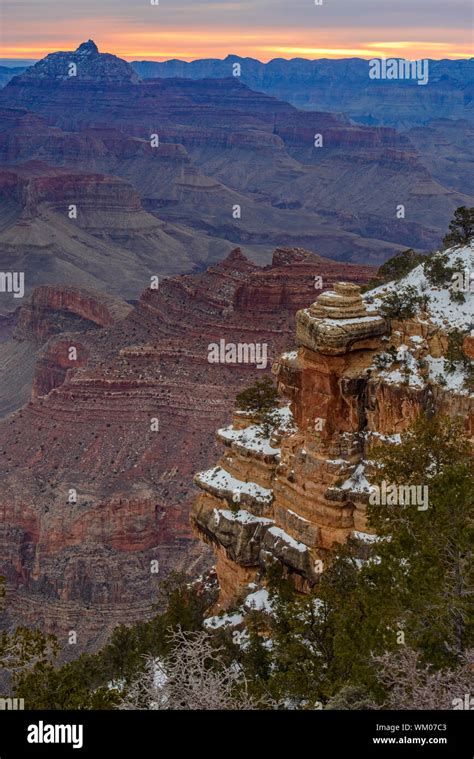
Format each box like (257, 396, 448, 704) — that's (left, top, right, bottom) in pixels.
(443, 206, 474, 248)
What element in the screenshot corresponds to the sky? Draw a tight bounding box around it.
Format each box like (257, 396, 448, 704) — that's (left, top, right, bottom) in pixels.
(1, 0, 472, 62)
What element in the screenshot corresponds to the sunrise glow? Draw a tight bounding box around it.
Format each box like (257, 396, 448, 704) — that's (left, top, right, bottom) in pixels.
(2, 1, 472, 63)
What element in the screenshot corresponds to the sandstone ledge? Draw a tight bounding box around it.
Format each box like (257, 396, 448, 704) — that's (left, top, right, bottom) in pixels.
(297, 309, 387, 355)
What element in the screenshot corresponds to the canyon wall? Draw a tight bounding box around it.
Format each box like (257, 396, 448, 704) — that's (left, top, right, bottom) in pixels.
(0, 248, 373, 653)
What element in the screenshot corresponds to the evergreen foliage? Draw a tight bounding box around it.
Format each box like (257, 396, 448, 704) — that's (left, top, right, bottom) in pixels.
(378, 285, 425, 320)
(442, 206, 474, 248)
(235, 377, 279, 415)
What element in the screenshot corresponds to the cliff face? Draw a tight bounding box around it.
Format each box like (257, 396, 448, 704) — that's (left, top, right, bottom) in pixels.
(18, 284, 133, 342)
(0, 248, 373, 653)
(0, 284, 132, 419)
(0, 162, 218, 307)
(191, 247, 473, 607)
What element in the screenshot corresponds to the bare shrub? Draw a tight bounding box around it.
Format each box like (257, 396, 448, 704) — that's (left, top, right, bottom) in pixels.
(119, 628, 267, 710)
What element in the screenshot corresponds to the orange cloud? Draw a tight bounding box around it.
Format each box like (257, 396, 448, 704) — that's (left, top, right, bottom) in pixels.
(2, 24, 471, 61)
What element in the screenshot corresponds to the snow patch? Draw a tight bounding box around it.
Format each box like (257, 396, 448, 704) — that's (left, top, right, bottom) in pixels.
(197, 466, 273, 505)
(340, 463, 372, 493)
(267, 525, 309, 553)
(244, 588, 273, 613)
(213, 508, 273, 526)
(366, 244, 473, 331)
(218, 424, 280, 456)
(204, 612, 244, 629)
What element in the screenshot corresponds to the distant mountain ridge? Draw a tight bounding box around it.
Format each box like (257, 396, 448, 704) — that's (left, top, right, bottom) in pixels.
(2, 47, 472, 127)
(132, 55, 474, 127)
(0, 65, 26, 87)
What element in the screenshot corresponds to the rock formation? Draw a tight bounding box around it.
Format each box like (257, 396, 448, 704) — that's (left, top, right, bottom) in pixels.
(296, 282, 386, 355)
(0, 161, 225, 306)
(191, 246, 473, 607)
(16, 40, 140, 84)
(0, 284, 132, 418)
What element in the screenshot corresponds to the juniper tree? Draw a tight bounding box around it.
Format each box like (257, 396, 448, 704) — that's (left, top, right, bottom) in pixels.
(235, 376, 279, 415)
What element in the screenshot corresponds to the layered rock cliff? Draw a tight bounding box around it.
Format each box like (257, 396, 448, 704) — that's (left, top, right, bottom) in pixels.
(0, 248, 373, 654)
(0, 161, 224, 306)
(132, 56, 474, 128)
(0, 284, 131, 418)
(191, 245, 473, 607)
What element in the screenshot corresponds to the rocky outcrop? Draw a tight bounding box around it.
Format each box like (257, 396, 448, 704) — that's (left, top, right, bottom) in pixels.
(296, 282, 387, 354)
(0, 248, 374, 653)
(234, 250, 373, 313)
(18, 285, 132, 343)
(191, 268, 473, 607)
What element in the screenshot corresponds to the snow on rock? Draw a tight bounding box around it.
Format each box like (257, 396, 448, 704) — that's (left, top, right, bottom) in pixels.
(204, 612, 244, 629)
(196, 466, 273, 505)
(340, 463, 372, 493)
(354, 556, 382, 569)
(217, 424, 280, 456)
(352, 530, 380, 544)
(378, 345, 425, 388)
(267, 525, 309, 553)
(272, 403, 297, 434)
(366, 431, 402, 445)
(213, 508, 273, 526)
(301, 309, 382, 327)
(287, 508, 310, 524)
(425, 355, 470, 394)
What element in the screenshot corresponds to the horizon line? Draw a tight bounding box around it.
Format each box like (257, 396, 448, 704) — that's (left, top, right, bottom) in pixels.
(1, 52, 473, 67)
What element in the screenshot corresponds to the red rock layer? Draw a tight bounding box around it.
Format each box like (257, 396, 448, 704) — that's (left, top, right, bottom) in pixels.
(0, 248, 374, 653)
